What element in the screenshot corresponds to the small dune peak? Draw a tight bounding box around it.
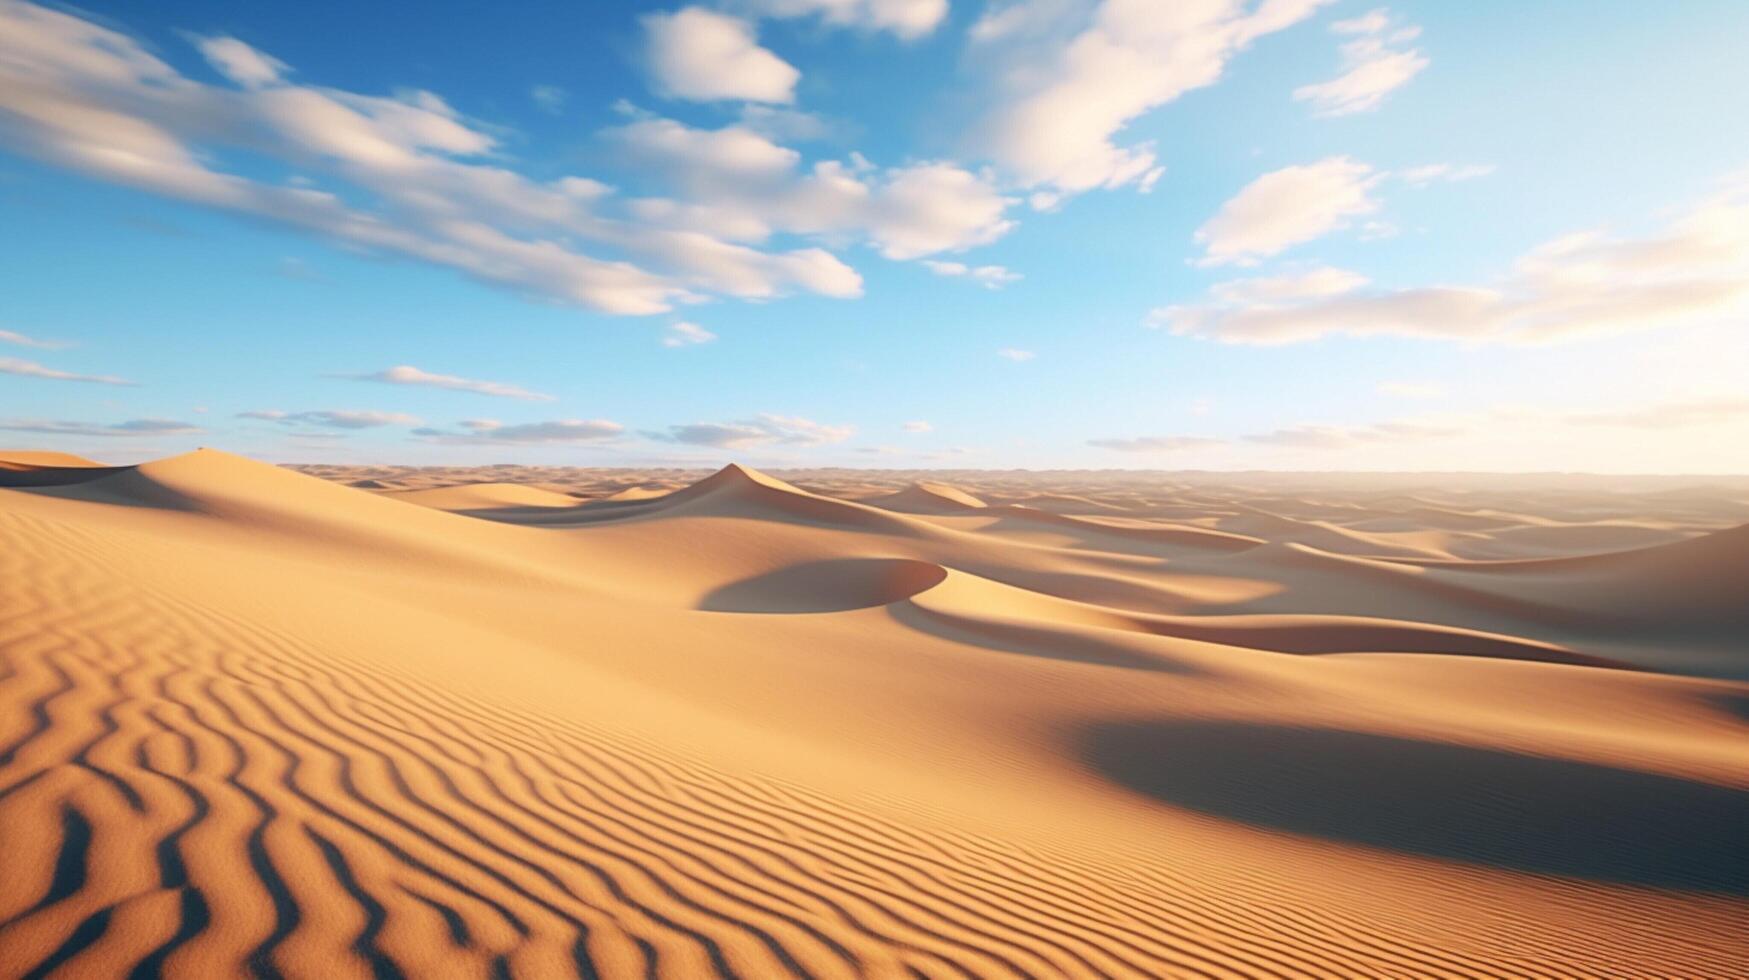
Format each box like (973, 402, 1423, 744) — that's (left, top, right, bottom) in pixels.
(0, 449, 106, 470)
(688, 462, 805, 496)
(871, 480, 986, 514)
(912, 481, 986, 509)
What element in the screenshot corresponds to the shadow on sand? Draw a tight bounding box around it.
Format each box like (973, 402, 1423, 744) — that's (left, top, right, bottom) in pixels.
(1082, 719, 1749, 896)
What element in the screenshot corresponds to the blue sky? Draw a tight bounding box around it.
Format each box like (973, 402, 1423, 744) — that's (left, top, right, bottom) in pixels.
(2, 0, 1747, 471)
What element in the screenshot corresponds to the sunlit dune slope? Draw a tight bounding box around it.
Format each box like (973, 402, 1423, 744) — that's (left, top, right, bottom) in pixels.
(1, 450, 1746, 977)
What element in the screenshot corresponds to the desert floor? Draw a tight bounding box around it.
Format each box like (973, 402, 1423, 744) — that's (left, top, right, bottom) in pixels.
(2, 449, 1746, 977)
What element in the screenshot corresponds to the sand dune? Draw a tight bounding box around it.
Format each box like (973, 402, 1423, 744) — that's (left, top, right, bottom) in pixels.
(2, 450, 1746, 977)
(868, 481, 987, 514)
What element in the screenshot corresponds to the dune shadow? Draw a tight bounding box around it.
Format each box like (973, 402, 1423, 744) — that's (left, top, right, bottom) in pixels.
(2, 467, 208, 513)
(0, 466, 130, 489)
(698, 558, 947, 613)
(1081, 720, 1749, 896)
(889, 601, 1206, 675)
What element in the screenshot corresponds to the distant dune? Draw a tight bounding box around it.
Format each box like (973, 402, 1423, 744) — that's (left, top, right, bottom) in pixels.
(1, 449, 1746, 977)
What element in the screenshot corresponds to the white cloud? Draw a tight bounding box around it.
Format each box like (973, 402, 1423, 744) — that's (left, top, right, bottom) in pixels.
(902, 420, 933, 432)
(922, 259, 1022, 288)
(662, 321, 718, 347)
(240, 409, 420, 429)
(194, 35, 287, 89)
(1086, 435, 1223, 452)
(1377, 380, 1446, 399)
(0, 357, 133, 386)
(0, 4, 864, 316)
(1194, 157, 1381, 265)
(1293, 8, 1427, 117)
(612, 117, 801, 187)
(653, 413, 852, 447)
(867, 163, 1017, 259)
(1163, 172, 1749, 345)
(1400, 163, 1496, 186)
(644, 7, 799, 104)
(414, 419, 624, 444)
(997, 347, 1035, 361)
(739, 0, 949, 38)
(610, 117, 1015, 259)
(0, 329, 66, 349)
(970, 0, 1331, 196)
(344, 365, 555, 401)
(0, 418, 201, 437)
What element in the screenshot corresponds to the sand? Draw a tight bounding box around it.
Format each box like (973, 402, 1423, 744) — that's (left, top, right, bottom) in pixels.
(1, 448, 1746, 977)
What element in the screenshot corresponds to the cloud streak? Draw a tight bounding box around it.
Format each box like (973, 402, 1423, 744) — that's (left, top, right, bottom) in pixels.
(662, 322, 718, 347)
(1195, 157, 1381, 266)
(651, 413, 852, 448)
(741, 0, 948, 39)
(239, 409, 420, 429)
(413, 419, 624, 444)
(1294, 8, 1427, 117)
(0, 329, 68, 350)
(0, 357, 133, 386)
(0, 418, 201, 437)
(343, 365, 555, 402)
(923, 260, 1021, 288)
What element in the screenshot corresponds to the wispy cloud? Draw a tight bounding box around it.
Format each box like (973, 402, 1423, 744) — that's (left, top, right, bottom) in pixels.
(1294, 8, 1428, 117)
(239, 409, 420, 429)
(413, 419, 624, 444)
(662, 322, 717, 347)
(923, 260, 1022, 289)
(996, 347, 1035, 361)
(0, 418, 200, 437)
(1089, 418, 1464, 454)
(342, 365, 555, 401)
(741, 0, 947, 39)
(1243, 420, 1461, 449)
(1086, 436, 1223, 453)
(650, 413, 851, 448)
(1194, 157, 1382, 266)
(1400, 163, 1496, 186)
(0, 357, 133, 386)
(0, 329, 68, 350)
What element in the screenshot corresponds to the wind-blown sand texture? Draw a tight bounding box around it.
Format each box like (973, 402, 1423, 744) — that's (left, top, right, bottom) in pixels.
(2, 449, 1747, 977)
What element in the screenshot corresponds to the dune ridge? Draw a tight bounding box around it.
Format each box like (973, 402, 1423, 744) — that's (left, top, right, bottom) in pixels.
(1, 450, 1746, 977)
